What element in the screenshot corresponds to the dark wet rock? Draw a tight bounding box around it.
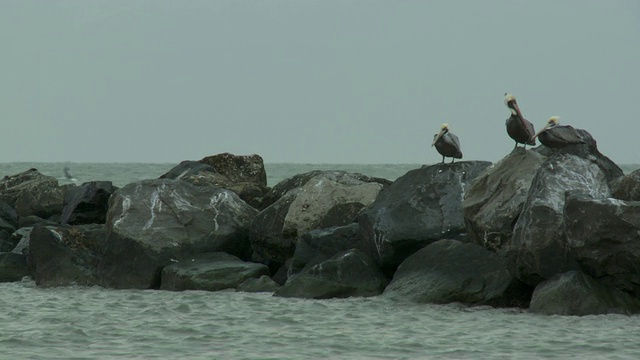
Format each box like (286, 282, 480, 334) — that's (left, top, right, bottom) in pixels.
(261, 170, 391, 210)
(236, 275, 280, 293)
(0, 218, 15, 239)
(14, 185, 64, 220)
(99, 179, 258, 289)
(18, 215, 58, 228)
(271, 259, 291, 286)
(384, 239, 531, 306)
(508, 154, 610, 287)
(160, 252, 270, 292)
(159, 160, 218, 180)
(200, 153, 267, 187)
(529, 271, 640, 316)
(0, 169, 58, 207)
(61, 181, 117, 225)
(275, 249, 388, 299)
(29, 224, 106, 287)
(358, 161, 491, 274)
(0, 200, 18, 230)
(534, 129, 623, 185)
(0, 230, 11, 252)
(250, 171, 385, 271)
(161, 155, 269, 209)
(463, 149, 546, 252)
(564, 192, 640, 297)
(611, 169, 640, 201)
(0, 252, 29, 282)
(289, 224, 363, 277)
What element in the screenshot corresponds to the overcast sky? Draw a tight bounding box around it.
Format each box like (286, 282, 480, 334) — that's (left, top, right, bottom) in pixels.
(1, 1, 639, 164)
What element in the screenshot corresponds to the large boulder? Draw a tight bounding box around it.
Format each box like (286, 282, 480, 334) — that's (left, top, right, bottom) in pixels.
(383, 239, 530, 307)
(200, 153, 267, 187)
(463, 149, 546, 252)
(250, 171, 386, 271)
(159, 252, 270, 291)
(564, 192, 640, 297)
(260, 170, 391, 210)
(0, 252, 29, 282)
(612, 169, 640, 201)
(61, 181, 117, 225)
(0, 169, 64, 220)
(275, 249, 388, 299)
(529, 271, 640, 316)
(0, 168, 58, 207)
(99, 179, 258, 289)
(236, 275, 280, 293)
(0, 200, 18, 230)
(289, 223, 363, 277)
(29, 224, 106, 287)
(161, 154, 269, 208)
(508, 153, 610, 286)
(358, 161, 491, 274)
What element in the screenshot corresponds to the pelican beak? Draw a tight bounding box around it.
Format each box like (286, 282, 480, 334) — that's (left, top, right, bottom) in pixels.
(509, 100, 523, 120)
(531, 123, 552, 140)
(432, 129, 446, 147)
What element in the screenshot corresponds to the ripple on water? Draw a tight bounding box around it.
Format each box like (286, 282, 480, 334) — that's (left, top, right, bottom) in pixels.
(2, 281, 640, 359)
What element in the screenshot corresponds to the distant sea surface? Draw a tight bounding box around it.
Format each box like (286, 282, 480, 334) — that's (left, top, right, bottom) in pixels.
(1, 161, 640, 359)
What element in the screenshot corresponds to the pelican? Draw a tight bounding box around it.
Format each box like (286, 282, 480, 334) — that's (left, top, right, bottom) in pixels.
(432, 123, 462, 163)
(532, 116, 586, 148)
(504, 93, 536, 150)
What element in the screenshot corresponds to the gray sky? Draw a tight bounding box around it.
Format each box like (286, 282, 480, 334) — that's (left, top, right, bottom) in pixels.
(1, 0, 639, 164)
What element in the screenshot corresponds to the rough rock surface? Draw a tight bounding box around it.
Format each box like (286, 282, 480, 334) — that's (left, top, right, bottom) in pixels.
(0, 200, 18, 230)
(29, 224, 106, 287)
(611, 169, 640, 201)
(463, 149, 546, 252)
(236, 275, 280, 293)
(260, 170, 391, 210)
(161, 155, 269, 208)
(0, 252, 29, 282)
(289, 223, 363, 277)
(275, 249, 388, 299)
(0, 169, 59, 207)
(384, 239, 530, 306)
(160, 252, 270, 291)
(509, 154, 610, 286)
(529, 271, 640, 315)
(564, 192, 640, 297)
(251, 171, 385, 271)
(359, 161, 491, 274)
(99, 179, 258, 289)
(61, 181, 117, 225)
(200, 153, 267, 187)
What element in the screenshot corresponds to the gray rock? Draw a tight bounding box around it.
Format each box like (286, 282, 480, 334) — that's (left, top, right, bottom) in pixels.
(564, 192, 640, 297)
(0, 168, 59, 208)
(99, 179, 258, 289)
(275, 249, 388, 299)
(200, 153, 267, 187)
(250, 171, 385, 271)
(0, 200, 18, 230)
(611, 169, 640, 201)
(0, 252, 29, 282)
(359, 161, 491, 274)
(463, 148, 546, 252)
(61, 181, 117, 225)
(159, 160, 218, 180)
(160, 252, 270, 291)
(29, 224, 106, 287)
(529, 271, 640, 316)
(509, 154, 610, 286)
(383, 239, 530, 306)
(261, 170, 391, 210)
(289, 223, 363, 277)
(236, 275, 280, 293)
(10, 227, 32, 256)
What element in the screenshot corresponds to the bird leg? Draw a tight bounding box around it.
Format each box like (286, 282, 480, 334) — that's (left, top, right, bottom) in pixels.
(450, 158, 455, 164)
(441, 156, 445, 164)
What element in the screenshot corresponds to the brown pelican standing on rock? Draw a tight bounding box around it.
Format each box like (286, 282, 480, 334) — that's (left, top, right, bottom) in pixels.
(532, 116, 586, 148)
(504, 93, 536, 150)
(432, 123, 463, 163)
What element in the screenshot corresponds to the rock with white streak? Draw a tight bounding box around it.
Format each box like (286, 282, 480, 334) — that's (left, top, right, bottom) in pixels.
(508, 154, 611, 287)
(99, 179, 258, 289)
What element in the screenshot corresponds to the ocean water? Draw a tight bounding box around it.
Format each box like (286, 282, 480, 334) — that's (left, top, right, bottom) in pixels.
(1, 161, 640, 359)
